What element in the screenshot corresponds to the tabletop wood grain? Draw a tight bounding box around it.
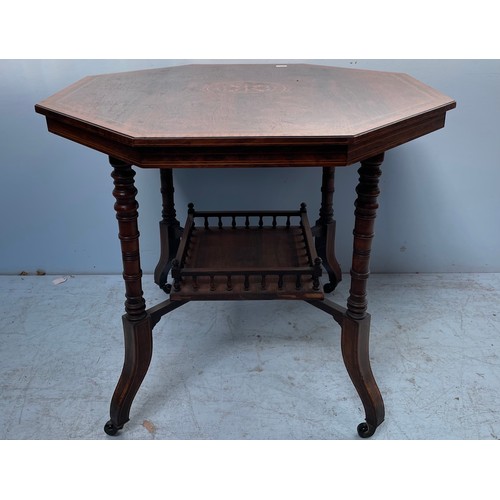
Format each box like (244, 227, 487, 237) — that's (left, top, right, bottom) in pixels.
(35, 64, 456, 167)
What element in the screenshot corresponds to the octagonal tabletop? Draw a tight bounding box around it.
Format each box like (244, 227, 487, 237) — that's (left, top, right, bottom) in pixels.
(35, 64, 456, 167)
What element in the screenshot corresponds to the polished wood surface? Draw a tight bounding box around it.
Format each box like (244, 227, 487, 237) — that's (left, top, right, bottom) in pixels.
(35, 63, 456, 438)
(170, 205, 323, 301)
(35, 64, 455, 167)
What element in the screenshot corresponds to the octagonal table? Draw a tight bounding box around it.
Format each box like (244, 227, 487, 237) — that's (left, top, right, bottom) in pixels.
(35, 63, 455, 437)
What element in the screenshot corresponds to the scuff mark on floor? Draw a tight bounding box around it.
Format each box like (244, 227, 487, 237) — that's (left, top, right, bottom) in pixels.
(249, 365, 264, 372)
(143, 419, 156, 435)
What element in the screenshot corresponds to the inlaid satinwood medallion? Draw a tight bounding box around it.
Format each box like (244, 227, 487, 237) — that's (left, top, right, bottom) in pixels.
(203, 81, 289, 94)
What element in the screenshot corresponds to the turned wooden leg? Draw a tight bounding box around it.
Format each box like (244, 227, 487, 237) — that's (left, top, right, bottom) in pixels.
(347, 154, 383, 320)
(105, 157, 152, 436)
(154, 168, 182, 292)
(315, 167, 342, 293)
(343, 153, 385, 437)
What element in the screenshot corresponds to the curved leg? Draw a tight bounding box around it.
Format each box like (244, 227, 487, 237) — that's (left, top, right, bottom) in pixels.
(343, 154, 385, 437)
(105, 315, 153, 435)
(305, 298, 384, 437)
(341, 314, 384, 438)
(315, 167, 342, 292)
(106, 157, 151, 436)
(154, 168, 182, 292)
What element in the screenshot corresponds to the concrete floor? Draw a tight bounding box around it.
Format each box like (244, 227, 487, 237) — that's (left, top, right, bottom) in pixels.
(0, 273, 499, 440)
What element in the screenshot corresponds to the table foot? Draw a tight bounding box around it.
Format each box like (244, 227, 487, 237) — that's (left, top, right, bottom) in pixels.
(341, 314, 385, 438)
(357, 421, 377, 438)
(104, 420, 124, 436)
(306, 299, 384, 437)
(323, 280, 336, 294)
(106, 314, 153, 436)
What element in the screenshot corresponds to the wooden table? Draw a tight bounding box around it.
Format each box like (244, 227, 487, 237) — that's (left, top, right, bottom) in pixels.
(35, 63, 455, 438)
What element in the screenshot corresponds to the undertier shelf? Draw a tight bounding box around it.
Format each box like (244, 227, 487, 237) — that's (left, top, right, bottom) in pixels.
(169, 204, 324, 300)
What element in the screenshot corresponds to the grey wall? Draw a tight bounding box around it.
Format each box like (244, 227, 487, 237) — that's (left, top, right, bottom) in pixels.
(1, 59, 499, 275)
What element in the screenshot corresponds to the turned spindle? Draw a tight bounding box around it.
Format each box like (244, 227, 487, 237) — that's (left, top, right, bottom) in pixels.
(347, 154, 384, 320)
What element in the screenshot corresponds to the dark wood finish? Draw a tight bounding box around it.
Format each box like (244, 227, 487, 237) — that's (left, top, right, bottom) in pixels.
(154, 168, 182, 291)
(341, 314, 385, 437)
(110, 157, 146, 320)
(306, 298, 346, 326)
(35, 64, 456, 168)
(306, 298, 384, 436)
(36, 63, 456, 438)
(347, 154, 384, 320)
(104, 314, 153, 435)
(148, 299, 189, 329)
(314, 167, 342, 292)
(170, 205, 323, 301)
(106, 157, 151, 434)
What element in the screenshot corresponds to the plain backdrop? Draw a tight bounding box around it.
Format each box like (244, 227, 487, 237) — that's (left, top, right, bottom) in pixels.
(0, 6, 498, 497)
(1, 59, 499, 275)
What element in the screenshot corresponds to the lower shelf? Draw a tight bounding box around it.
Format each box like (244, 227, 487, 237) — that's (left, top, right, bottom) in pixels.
(169, 204, 324, 301)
